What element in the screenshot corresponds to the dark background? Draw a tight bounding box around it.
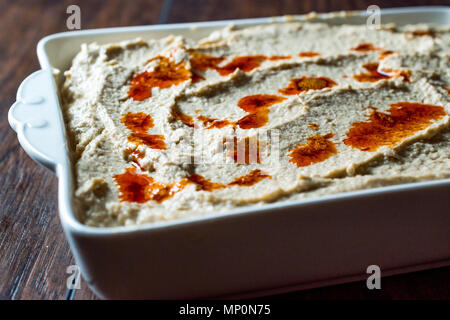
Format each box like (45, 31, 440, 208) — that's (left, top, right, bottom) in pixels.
(1, 0, 449, 300)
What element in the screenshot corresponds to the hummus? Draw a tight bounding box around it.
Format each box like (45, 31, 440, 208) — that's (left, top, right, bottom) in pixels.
(61, 20, 450, 227)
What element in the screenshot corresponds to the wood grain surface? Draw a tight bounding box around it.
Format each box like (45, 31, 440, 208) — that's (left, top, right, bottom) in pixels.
(0, 0, 449, 300)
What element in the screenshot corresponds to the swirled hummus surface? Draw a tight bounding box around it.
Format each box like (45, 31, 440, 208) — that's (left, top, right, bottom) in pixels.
(61, 20, 450, 227)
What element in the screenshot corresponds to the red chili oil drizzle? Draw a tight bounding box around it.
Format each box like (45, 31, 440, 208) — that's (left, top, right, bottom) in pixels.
(378, 50, 395, 60)
(216, 55, 267, 76)
(353, 62, 410, 83)
(187, 174, 226, 191)
(236, 94, 286, 129)
(351, 43, 380, 52)
(121, 112, 166, 149)
(188, 169, 271, 190)
(197, 115, 236, 129)
(409, 30, 435, 37)
(289, 133, 337, 168)
(298, 51, 321, 58)
(228, 169, 272, 186)
(128, 56, 191, 101)
(114, 168, 189, 203)
(189, 52, 294, 79)
(278, 76, 337, 95)
(343, 102, 447, 152)
(171, 108, 194, 128)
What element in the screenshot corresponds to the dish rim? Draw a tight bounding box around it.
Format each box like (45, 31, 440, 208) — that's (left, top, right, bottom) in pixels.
(33, 6, 450, 235)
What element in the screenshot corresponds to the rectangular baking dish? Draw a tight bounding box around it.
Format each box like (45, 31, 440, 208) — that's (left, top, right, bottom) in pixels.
(8, 6, 450, 299)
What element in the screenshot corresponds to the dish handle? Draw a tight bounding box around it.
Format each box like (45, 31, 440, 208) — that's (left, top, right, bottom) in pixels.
(8, 69, 66, 173)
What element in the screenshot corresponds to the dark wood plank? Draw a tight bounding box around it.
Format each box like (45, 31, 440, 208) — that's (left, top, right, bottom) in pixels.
(1, 0, 449, 300)
(166, 0, 449, 23)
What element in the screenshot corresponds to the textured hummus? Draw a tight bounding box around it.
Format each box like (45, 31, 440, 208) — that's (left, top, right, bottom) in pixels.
(61, 20, 450, 227)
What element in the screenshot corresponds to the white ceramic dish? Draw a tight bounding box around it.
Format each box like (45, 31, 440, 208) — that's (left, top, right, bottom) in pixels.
(8, 6, 450, 299)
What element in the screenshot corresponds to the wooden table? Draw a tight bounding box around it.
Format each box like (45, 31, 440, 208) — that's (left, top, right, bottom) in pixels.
(1, 0, 449, 300)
